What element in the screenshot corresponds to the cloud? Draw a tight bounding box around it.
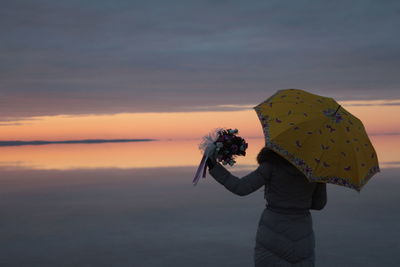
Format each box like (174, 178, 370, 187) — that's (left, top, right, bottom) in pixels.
(369, 132, 400, 136)
(190, 99, 400, 112)
(340, 99, 400, 106)
(188, 104, 255, 112)
(1, 0, 399, 119)
(0, 122, 31, 126)
(0, 116, 40, 123)
(379, 161, 400, 168)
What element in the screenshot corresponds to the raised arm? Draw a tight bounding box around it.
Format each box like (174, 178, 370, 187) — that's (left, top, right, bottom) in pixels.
(310, 182, 327, 210)
(207, 159, 272, 196)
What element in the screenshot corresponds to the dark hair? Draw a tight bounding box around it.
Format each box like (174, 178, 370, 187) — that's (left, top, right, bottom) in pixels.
(257, 146, 286, 165)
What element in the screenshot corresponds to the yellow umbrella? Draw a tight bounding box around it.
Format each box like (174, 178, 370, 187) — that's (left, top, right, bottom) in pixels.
(254, 89, 380, 191)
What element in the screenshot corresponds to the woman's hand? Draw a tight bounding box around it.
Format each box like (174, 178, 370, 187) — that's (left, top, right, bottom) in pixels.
(206, 157, 216, 169)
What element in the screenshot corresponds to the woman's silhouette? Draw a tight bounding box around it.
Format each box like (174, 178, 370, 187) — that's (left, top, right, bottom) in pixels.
(206, 146, 327, 267)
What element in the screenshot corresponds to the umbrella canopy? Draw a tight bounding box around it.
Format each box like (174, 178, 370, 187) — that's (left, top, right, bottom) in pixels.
(254, 89, 380, 191)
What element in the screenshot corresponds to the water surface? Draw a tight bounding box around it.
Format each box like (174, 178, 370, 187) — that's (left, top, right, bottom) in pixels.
(0, 136, 399, 266)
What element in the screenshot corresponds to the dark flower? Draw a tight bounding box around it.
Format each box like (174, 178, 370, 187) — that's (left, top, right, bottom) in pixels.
(213, 128, 247, 166)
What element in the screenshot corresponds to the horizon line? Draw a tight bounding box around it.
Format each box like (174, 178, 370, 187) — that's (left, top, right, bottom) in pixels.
(0, 138, 157, 147)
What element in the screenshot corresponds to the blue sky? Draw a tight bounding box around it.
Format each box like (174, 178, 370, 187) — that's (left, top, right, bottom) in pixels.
(1, 0, 400, 120)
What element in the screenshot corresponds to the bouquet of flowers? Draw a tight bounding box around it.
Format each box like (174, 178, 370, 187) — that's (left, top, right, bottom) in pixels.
(193, 128, 248, 186)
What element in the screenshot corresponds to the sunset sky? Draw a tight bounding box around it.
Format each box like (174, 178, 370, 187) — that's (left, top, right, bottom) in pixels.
(1, 0, 399, 141)
(2, 3, 400, 267)
(0, 100, 399, 141)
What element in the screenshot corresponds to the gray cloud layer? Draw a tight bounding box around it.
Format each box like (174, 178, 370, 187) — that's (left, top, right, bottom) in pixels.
(1, 0, 400, 120)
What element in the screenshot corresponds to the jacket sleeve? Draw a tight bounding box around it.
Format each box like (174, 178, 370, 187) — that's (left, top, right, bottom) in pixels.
(208, 162, 272, 196)
(310, 182, 327, 210)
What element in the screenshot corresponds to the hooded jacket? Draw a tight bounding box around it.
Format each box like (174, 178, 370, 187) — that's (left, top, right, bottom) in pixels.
(208, 158, 327, 266)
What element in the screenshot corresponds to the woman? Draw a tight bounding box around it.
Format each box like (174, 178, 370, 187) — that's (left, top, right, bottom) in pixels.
(206, 146, 327, 267)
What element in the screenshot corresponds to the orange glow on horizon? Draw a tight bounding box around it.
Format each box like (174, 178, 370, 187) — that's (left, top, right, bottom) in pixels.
(0, 110, 263, 141)
(0, 138, 265, 170)
(0, 136, 397, 170)
(340, 103, 399, 135)
(0, 100, 399, 141)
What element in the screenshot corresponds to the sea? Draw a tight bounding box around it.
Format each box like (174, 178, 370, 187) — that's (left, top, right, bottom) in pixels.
(0, 135, 399, 266)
